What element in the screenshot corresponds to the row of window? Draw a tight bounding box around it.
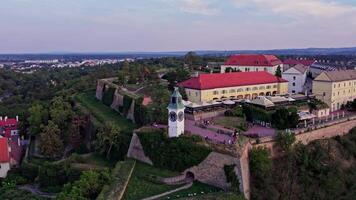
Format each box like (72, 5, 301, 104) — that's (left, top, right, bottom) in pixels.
(333, 81, 356, 88)
(332, 88, 356, 97)
(212, 85, 277, 95)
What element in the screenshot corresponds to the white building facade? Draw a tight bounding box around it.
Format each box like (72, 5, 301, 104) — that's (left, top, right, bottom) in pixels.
(282, 64, 308, 94)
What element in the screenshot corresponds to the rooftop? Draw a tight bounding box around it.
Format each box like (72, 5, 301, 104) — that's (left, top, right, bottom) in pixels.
(283, 59, 315, 66)
(224, 54, 282, 67)
(0, 137, 10, 163)
(316, 69, 356, 82)
(178, 71, 288, 90)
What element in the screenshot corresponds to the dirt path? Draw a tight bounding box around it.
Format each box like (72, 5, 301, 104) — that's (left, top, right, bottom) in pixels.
(142, 182, 193, 200)
(18, 184, 57, 199)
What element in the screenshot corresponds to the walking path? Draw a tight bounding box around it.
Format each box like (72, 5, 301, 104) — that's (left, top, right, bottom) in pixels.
(185, 120, 234, 144)
(18, 184, 57, 199)
(142, 182, 193, 200)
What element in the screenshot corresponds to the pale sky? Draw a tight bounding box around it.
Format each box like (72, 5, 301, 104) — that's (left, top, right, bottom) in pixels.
(1, 0, 356, 53)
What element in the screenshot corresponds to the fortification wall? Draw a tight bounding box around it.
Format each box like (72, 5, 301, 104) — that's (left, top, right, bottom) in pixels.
(126, 133, 153, 165)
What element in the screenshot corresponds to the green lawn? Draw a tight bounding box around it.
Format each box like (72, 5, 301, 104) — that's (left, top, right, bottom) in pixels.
(75, 92, 136, 131)
(213, 116, 247, 131)
(160, 181, 222, 200)
(122, 162, 181, 200)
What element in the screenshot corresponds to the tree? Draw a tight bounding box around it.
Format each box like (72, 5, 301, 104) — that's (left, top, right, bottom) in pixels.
(38, 121, 63, 158)
(50, 96, 73, 128)
(276, 131, 296, 152)
(275, 66, 282, 77)
(117, 71, 126, 85)
(95, 122, 122, 159)
(57, 170, 111, 200)
(184, 51, 202, 69)
(28, 103, 48, 135)
(271, 108, 299, 129)
(250, 147, 272, 179)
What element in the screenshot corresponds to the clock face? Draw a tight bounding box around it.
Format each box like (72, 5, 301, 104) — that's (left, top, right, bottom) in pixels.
(169, 111, 177, 122)
(178, 111, 184, 122)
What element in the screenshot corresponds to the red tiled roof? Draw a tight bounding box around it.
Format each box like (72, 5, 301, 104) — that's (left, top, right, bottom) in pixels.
(0, 138, 10, 163)
(178, 71, 288, 90)
(0, 118, 18, 127)
(283, 59, 315, 66)
(224, 54, 282, 67)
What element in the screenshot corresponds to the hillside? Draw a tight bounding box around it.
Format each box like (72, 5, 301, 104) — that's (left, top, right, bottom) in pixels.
(250, 127, 356, 200)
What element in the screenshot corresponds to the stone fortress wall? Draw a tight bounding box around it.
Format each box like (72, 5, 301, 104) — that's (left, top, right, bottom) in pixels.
(96, 78, 136, 122)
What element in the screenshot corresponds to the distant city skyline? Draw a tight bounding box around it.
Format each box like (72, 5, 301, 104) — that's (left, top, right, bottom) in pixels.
(1, 0, 356, 53)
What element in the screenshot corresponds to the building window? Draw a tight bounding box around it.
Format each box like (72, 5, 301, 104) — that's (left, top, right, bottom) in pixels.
(293, 76, 296, 80)
(195, 92, 198, 97)
(292, 90, 295, 93)
(229, 89, 236, 93)
(237, 88, 244, 92)
(266, 86, 271, 89)
(259, 86, 265, 90)
(323, 92, 326, 97)
(273, 85, 277, 88)
(264, 67, 267, 71)
(252, 87, 258, 91)
(256, 68, 259, 72)
(213, 91, 218, 95)
(246, 88, 250, 91)
(292, 83, 296, 86)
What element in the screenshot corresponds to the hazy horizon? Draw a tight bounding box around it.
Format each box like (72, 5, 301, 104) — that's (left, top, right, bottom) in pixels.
(1, 0, 356, 53)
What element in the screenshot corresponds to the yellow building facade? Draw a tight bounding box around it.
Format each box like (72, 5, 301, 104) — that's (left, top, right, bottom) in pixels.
(312, 70, 356, 111)
(178, 72, 288, 103)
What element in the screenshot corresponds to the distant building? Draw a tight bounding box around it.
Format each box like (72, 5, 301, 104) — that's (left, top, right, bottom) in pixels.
(282, 59, 315, 71)
(0, 116, 23, 178)
(282, 64, 308, 94)
(312, 70, 356, 111)
(0, 138, 10, 178)
(220, 54, 283, 75)
(178, 71, 288, 103)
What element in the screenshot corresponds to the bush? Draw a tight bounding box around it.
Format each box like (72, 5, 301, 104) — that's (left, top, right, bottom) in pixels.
(21, 162, 39, 182)
(224, 164, 240, 193)
(138, 130, 211, 172)
(243, 105, 271, 123)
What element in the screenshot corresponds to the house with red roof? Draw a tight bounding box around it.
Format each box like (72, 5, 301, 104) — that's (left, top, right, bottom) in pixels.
(0, 116, 23, 177)
(0, 137, 11, 178)
(178, 71, 288, 103)
(283, 58, 315, 71)
(220, 54, 283, 75)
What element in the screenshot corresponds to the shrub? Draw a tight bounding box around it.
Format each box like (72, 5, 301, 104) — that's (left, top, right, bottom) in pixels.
(138, 130, 211, 172)
(21, 162, 39, 182)
(243, 105, 271, 123)
(224, 164, 240, 193)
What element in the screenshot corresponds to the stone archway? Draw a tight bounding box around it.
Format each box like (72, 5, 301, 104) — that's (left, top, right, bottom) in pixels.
(244, 94, 251, 99)
(259, 92, 265, 96)
(236, 95, 243, 100)
(266, 92, 271, 96)
(185, 171, 195, 181)
(272, 91, 277, 95)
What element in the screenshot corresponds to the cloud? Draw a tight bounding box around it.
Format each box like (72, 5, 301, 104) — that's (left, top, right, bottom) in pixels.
(177, 0, 220, 15)
(232, 0, 356, 19)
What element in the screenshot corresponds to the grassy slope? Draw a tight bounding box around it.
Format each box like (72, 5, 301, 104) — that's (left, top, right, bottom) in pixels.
(75, 92, 135, 130)
(122, 162, 181, 200)
(97, 160, 136, 200)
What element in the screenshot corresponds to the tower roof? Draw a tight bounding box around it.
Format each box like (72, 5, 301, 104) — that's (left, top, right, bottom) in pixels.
(168, 87, 185, 110)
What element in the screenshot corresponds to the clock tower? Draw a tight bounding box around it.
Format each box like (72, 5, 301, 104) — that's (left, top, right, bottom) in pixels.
(167, 87, 185, 138)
